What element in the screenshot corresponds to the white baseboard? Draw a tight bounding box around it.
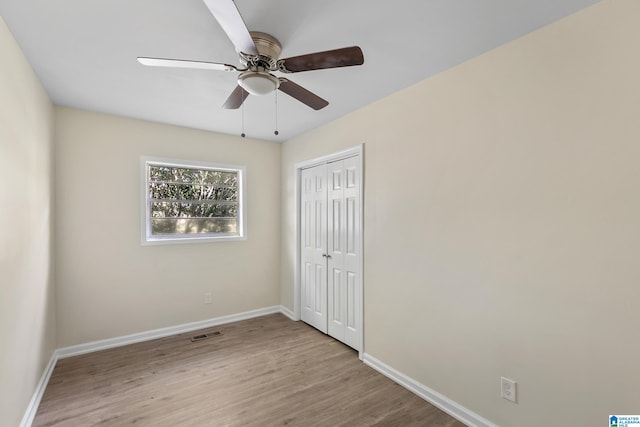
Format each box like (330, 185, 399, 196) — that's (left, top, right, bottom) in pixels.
(362, 353, 498, 427)
(19, 351, 58, 427)
(279, 305, 297, 321)
(57, 306, 283, 358)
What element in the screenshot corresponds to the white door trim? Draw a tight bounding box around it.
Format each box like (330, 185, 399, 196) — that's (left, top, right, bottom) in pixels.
(293, 144, 364, 357)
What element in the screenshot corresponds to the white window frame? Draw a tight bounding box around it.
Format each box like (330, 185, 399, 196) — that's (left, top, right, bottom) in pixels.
(140, 156, 247, 245)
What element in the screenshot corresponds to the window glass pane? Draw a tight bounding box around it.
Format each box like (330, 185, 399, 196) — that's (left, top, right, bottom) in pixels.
(151, 218, 237, 235)
(149, 166, 237, 186)
(151, 202, 237, 218)
(145, 161, 243, 241)
(148, 183, 238, 202)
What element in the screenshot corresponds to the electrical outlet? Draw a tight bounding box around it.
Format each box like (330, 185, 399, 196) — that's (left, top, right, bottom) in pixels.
(204, 292, 212, 304)
(501, 377, 517, 403)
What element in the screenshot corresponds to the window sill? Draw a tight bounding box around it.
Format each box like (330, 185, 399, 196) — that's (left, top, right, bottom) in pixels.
(142, 234, 247, 246)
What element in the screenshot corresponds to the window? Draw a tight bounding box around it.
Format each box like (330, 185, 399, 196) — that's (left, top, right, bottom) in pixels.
(141, 157, 245, 244)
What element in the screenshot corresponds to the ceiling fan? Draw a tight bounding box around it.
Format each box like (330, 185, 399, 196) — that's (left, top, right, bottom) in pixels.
(137, 0, 364, 111)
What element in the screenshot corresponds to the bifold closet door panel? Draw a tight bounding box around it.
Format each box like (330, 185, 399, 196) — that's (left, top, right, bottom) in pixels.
(327, 157, 361, 349)
(327, 160, 346, 342)
(300, 164, 328, 333)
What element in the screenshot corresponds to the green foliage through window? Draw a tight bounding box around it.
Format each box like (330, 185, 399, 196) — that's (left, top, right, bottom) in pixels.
(146, 162, 242, 238)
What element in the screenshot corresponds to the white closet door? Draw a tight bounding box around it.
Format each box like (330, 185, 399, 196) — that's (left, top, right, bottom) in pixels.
(327, 157, 361, 350)
(300, 155, 361, 351)
(300, 164, 328, 333)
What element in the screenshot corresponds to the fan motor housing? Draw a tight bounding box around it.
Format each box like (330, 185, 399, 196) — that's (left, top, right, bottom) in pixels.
(240, 31, 282, 70)
(251, 31, 282, 59)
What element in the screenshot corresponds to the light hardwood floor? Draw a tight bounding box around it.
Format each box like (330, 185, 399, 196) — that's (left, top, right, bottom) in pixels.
(33, 314, 465, 426)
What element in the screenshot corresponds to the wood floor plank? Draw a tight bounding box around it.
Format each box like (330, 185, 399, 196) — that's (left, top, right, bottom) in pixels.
(33, 314, 466, 426)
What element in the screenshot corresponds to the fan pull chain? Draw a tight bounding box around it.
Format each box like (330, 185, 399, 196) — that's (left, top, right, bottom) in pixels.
(274, 90, 279, 136)
(240, 91, 246, 138)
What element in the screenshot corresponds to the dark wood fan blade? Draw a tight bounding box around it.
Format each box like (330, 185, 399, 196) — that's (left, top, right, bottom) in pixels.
(279, 46, 364, 73)
(203, 0, 258, 56)
(137, 57, 238, 72)
(278, 78, 328, 110)
(222, 85, 249, 109)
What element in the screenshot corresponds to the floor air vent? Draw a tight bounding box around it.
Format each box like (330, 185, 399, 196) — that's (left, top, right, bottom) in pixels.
(190, 331, 221, 342)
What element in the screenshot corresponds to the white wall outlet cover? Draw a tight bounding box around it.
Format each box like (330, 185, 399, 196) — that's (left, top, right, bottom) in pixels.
(204, 293, 213, 304)
(501, 376, 517, 403)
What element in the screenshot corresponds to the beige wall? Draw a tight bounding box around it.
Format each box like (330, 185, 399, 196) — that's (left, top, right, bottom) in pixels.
(281, 1, 639, 425)
(0, 17, 56, 427)
(55, 108, 281, 347)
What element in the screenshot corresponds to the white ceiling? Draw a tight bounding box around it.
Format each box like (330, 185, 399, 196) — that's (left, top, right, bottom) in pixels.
(1, 0, 599, 142)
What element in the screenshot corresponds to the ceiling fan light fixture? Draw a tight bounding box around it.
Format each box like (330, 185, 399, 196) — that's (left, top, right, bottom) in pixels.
(238, 72, 280, 95)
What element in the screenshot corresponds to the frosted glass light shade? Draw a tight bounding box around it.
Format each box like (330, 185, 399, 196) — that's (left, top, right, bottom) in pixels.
(238, 72, 280, 95)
